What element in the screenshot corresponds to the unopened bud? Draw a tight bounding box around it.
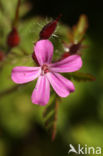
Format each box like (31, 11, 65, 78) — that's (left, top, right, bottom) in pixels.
(61, 52, 70, 60)
(40, 15, 62, 39)
(0, 51, 5, 61)
(32, 52, 39, 65)
(7, 27, 20, 48)
(69, 43, 81, 55)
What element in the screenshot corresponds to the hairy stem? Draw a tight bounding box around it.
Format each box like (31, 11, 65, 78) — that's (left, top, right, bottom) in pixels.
(51, 97, 59, 141)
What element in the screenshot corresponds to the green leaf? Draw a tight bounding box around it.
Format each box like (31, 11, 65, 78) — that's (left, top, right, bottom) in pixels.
(73, 14, 88, 43)
(19, 2, 32, 18)
(43, 95, 61, 141)
(63, 72, 96, 82)
(67, 14, 88, 43)
(43, 95, 55, 118)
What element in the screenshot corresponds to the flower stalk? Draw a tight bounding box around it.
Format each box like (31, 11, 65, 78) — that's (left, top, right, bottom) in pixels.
(7, 0, 21, 48)
(51, 96, 59, 141)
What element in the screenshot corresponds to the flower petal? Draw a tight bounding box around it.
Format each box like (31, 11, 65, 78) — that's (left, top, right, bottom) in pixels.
(31, 75, 50, 106)
(11, 66, 41, 84)
(50, 55, 82, 73)
(46, 72, 75, 97)
(34, 40, 54, 65)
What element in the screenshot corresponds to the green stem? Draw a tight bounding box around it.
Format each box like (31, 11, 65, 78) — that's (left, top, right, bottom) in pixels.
(51, 97, 59, 141)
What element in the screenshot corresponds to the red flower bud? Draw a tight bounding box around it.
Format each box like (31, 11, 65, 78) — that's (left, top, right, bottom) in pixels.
(61, 52, 70, 60)
(69, 43, 81, 55)
(32, 52, 39, 65)
(61, 42, 82, 60)
(0, 51, 5, 61)
(7, 27, 20, 48)
(40, 15, 62, 39)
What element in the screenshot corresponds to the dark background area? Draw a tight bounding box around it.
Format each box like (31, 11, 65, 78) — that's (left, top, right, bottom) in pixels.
(27, 0, 103, 35)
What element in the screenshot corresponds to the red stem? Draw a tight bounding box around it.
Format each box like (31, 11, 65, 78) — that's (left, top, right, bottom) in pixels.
(13, 0, 21, 27)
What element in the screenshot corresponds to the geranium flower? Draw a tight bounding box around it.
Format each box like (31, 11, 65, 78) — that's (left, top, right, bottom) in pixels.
(11, 40, 82, 106)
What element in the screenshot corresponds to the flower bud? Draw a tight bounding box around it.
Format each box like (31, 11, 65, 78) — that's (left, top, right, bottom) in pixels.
(69, 43, 81, 55)
(0, 51, 5, 61)
(61, 52, 70, 59)
(40, 15, 61, 39)
(61, 42, 82, 60)
(7, 27, 20, 48)
(32, 52, 39, 65)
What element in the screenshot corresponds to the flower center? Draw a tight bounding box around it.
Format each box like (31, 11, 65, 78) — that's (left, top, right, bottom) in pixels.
(41, 64, 49, 74)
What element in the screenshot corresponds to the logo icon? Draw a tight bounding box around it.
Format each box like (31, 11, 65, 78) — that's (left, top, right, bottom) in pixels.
(68, 144, 78, 154)
(68, 144, 102, 155)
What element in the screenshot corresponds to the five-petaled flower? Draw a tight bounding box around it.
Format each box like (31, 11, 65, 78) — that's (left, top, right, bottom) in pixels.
(11, 40, 82, 106)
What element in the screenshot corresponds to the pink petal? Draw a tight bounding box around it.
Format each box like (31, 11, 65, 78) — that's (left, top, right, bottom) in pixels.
(46, 72, 75, 97)
(50, 55, 82, 73)
(11, 66, 41, 84)
(31, 75, 50, 106)
(34, 40, 54, 65)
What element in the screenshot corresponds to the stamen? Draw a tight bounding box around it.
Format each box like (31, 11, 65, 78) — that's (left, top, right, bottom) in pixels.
(42, 64, 49, 74)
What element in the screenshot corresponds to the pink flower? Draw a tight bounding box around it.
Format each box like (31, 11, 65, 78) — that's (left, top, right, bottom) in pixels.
(11, 40, 82, 106)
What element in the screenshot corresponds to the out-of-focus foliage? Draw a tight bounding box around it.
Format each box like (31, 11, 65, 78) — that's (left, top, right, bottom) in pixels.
(0, 0, 102, 156)
(63, 72, 96, 82)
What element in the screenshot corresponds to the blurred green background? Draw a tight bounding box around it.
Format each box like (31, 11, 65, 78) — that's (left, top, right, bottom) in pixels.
(0, 0, 103, 156)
